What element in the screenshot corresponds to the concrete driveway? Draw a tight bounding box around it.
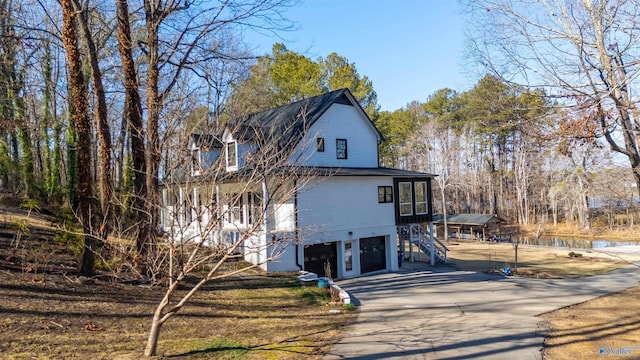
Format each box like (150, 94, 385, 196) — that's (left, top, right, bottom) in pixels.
(324, 263, 640, 360)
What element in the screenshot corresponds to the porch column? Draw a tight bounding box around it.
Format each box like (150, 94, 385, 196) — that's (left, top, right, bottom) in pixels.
(215, 185, 221, 243)
(409, 225, 414, 262)
(262, 179, 270, 245)
(178, 187, 184, 227)
(160, 188, 166, 229)
(429, 222, 435, 265)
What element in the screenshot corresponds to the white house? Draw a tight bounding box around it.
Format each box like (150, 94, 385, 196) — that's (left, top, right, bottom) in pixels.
(160, 88, 446, 279)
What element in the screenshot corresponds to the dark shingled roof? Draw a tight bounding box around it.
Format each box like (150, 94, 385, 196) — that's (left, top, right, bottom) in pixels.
(432, 213, 502, 226)
(210, 166, 435, 184)
(190, 134, 222, 149)
(225, 88, 383, 147)
(301, 167, 436, 177)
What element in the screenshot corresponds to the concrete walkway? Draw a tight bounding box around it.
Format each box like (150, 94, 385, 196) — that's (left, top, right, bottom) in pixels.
(324, 263, 640, 360)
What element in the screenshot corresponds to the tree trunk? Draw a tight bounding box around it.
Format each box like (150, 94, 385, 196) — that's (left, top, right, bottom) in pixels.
(66, 106, 77, 208)
(61, 0, 96, 276)
(42, 43, 54, 199)
(75, 0, 113, 234)
(17, 125, 34, 196)
(144, 311, 163, 356)
(51, 71, 63, 200)
(144, 5, 161, 261)
(115, 0, 150, 260)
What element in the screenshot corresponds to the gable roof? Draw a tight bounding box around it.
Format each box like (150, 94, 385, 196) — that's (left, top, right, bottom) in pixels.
(189, 134, 222, 150)
(431, 213, 503, 226)
(224, 88, 383, 148)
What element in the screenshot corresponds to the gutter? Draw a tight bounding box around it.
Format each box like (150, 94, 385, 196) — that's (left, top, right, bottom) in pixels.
(294, 179, 303, 270)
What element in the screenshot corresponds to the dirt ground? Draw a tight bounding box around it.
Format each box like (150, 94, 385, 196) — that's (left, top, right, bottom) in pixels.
(0, 209, 353, 359)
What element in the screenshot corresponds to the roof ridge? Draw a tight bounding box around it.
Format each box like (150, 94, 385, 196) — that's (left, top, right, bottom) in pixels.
(234, 88, 349, 120)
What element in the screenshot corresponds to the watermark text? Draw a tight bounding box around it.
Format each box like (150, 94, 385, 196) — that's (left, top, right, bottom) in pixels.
(600, 345, 640, 357)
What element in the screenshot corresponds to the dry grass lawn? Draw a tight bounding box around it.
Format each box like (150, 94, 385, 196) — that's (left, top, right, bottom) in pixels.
(541, 286, 640, 359)
(0, 206, 354, 359)
(0, 269, 354, 360)
(446, 240, 638, 278)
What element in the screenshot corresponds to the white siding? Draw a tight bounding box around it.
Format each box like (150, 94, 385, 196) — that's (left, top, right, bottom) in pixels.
(290, 103, 380, 168)
(297, 176, 396, 242)
(273, 202, 295, 231)
(264, 243, 299, 272)
(202, 149, 220, 170)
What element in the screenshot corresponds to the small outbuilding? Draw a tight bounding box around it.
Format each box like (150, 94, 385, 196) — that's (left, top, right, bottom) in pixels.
(432, 213, 504, 241)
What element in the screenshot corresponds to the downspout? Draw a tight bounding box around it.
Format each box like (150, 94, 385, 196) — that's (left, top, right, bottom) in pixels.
(262, 178, 269, 266)
(294, 179, 303, 270)
(215, 185, 221, 244)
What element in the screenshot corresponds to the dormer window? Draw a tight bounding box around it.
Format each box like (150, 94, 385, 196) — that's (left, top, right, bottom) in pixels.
(191, 149, 200, 172)
(226, 141, 237, 168)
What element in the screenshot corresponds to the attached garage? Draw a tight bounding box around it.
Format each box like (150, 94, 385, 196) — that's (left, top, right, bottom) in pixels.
(304, 243, 338, 279)
(359, 236, 387, 273)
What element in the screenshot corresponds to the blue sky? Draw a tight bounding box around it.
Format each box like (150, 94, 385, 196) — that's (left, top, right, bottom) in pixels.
(245, 0, 475, 112)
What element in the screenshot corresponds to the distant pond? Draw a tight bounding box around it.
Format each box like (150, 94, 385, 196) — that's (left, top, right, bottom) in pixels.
(503, 237, 640, 249)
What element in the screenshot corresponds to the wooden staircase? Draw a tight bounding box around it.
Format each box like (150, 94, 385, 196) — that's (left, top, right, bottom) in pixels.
(400, 223, 448, 264)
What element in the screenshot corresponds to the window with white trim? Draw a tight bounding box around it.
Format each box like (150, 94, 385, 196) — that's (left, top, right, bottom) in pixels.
(226, 141, 237, 168)
(399, 182, 413, 216)
(191, 149, 200, 172)
(184, 190, 194, 224)
(230, 193, 243, 224)
(247, 192, 262, 225)
(415, 181, 428, 215)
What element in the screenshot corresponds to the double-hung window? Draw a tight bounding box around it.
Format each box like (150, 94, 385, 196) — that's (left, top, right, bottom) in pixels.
(230, 193, 243, 224)
(378, 186, 393, 203)
(336, 139, 347, 159)
(192, 149, 200, 172)
(226, 141, 237, 168)
(399, 182, 413, 216)
(415, 181, 428, 214)
(247, 192, 262, 225)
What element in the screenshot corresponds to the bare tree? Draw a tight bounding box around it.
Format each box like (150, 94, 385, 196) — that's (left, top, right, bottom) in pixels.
(144, 112, 317, 356)
(112, 0, 296, 269)
(465, 0, 640, 197)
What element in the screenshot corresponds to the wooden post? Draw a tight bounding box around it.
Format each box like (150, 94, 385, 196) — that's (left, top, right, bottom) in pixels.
(429, 222, 435, 265)
(513, 238, 519, 274)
